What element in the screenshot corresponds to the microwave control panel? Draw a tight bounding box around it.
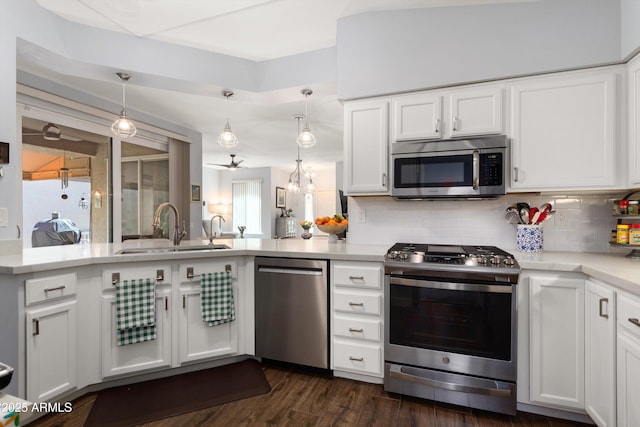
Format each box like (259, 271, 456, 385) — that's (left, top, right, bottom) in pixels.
(479, 153, 503, 186)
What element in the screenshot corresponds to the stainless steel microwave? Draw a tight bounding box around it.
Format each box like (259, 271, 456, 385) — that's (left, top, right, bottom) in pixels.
(391, 135, 507, 199)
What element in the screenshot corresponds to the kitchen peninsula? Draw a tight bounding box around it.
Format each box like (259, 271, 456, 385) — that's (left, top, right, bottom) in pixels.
(1, 240, 640, 425)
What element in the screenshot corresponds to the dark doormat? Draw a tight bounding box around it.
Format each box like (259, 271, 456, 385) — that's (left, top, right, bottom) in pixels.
(84, 358, 271, 427)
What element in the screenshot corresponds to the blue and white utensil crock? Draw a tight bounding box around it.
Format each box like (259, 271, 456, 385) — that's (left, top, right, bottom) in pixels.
(517, 224, 543, 253)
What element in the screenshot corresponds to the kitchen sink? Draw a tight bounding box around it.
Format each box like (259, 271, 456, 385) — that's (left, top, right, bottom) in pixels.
(116, 244, 230, 255)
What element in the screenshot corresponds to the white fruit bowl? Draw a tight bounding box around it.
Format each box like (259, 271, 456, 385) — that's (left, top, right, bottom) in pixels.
(317, 224, 347, 242)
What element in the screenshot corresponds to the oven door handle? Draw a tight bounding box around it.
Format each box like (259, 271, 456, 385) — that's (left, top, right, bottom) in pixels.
(389, 276, 513, 294)
(388, 365, 512, 397)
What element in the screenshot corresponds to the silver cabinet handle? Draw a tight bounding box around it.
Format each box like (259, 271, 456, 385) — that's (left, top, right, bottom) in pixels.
(349, 356, 364, 362)
(349, 275, 364, 280)
(348, 328, 364, 333)
(33, 318, 39, 336)
(599, 298, 609, 319)
(382, 173, 387, 187)
(513, 167, 519, 182)
(434, 118, 440, 133)
(629, 318, 640, 328)
(165, 296, 169, 311)
(183, 295, 186, 309)
(452, 116, 458, 131)
(44, 285, 66, 294)
(348, 302, 364, 307)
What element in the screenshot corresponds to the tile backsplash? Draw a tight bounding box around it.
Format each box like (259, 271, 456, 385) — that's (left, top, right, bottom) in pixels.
(345, 193, 631, 254)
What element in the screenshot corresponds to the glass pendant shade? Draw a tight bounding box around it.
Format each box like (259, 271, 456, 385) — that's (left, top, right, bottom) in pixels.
(111, 110, 137, 138)
(218, 120, 238, 148)
(297, 123, 316, 148)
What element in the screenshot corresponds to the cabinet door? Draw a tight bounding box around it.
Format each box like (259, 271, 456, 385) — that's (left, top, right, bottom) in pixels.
(101, 287, 172, 378)
(628, 54, 640, 186)
(529, 275, 585, 409)
(392, 92, 441, 141)
(449, 86, 503, 137)
(178, 287, 238, 364)
(25, 300, 77, 402)
(585, 279, 616, 427)
(343, 99, 389, 195)
(509, 69, 618, 190)
(617, 331, 640, 427)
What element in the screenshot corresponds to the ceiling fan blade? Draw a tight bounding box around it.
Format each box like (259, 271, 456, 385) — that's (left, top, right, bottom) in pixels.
(236, 159, 244, 165)
(60, 134, 82, 142)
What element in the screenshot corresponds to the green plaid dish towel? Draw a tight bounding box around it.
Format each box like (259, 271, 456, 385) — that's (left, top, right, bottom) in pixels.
(201, 271, 235, 326)
(116, 278, 157, 346)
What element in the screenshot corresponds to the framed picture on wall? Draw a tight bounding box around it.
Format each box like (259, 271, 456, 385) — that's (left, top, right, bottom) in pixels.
(276, 187, 286, 208)
(191, 184, 201, 202)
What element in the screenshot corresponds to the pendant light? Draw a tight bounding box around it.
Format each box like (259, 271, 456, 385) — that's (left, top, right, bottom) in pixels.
(288, 115, 315, 193)
(111, 72, 137, 138)
(60, 149, 69, 189)
(297, 89, 316, 148)
(218, 90, 239, 148)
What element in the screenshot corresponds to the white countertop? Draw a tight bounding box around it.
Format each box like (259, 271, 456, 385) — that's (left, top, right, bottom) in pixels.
(1, 239, 638, 296)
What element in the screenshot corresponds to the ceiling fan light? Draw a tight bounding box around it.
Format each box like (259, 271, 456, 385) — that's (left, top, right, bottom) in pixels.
(42, 123, 61, 141)
(296, 124, 316, 148)
(111, 110, 137, 138)
(218, 121, 239, 148)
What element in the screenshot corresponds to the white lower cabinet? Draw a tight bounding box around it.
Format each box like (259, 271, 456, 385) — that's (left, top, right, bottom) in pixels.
(24, 273, 78, 402)
(529, 274, 585, 410)
(617, 292, 640, 427)
(25, 299, 77, 402)
(585, 279, 616, 427)
(177, 260, 239, 364)
(331, 261, 384, 380)
(100, 264, 173, 378)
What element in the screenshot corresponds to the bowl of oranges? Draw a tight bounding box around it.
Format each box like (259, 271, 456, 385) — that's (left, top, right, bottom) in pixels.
(315, 214, 348, 242)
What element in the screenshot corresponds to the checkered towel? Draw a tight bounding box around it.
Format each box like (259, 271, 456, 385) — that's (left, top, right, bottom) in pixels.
(201, 271, 235, 326)
(116, 278, 157, 346)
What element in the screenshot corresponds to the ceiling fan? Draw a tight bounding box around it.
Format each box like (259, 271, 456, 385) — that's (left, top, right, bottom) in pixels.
(208, 154, 244, 170)
(23, 123, 82, 141)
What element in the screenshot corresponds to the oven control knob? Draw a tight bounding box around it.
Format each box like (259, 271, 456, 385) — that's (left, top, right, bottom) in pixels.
(387, 251, 399, 259)
(399, 252, 409, 261)
(490, 255, 504, 265)
(504, 256, 515, 266)
(442, 357, 450, 364)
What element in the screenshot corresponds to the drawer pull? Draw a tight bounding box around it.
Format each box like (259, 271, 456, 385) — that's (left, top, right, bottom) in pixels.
(348, 302, 364, 307)
(349, 328, 364, 333)
(349, 356, 364, 362)
(349, 275, 364, 280)
(44, 285, 66, 294)
(183, 295, 186, 309)
(165, 297, 168, 311)
(629, 318, 640, 328)
(33, 318, 39, 336)
(599, 298, 609, 319)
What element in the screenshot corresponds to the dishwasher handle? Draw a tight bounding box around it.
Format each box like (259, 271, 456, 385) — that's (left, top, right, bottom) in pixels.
(257, 266, 324, 276)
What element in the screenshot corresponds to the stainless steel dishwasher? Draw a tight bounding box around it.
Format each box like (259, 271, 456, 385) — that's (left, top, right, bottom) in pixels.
(255, 257, 329, 369)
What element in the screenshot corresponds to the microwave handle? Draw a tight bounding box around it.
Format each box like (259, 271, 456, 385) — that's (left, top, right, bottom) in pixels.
(472, 150, 479, 190)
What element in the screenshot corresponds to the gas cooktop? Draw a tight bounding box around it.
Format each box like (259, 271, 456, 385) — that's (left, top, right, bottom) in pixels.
(384, 243, 521, 283)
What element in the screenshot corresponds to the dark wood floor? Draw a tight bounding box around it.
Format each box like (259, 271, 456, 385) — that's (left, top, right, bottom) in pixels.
(28, 363, 593, 426)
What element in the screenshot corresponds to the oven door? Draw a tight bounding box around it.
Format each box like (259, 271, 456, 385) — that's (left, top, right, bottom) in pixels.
(391, 149, 505, 199)
(384, 275, 517, 382)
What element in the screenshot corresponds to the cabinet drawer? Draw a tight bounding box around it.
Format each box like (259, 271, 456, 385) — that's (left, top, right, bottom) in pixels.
(334, 291, 381, 316)
(333, 341, 382, 376)
(618, 293, 640, 339)
(333, 263, 382, 289)
(334, 316, 381, 342)
(102, 265, 171, 290)
(25, 273, 77, 306)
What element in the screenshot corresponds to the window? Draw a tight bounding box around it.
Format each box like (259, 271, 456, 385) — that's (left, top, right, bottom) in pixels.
(232, 179, 262, 234)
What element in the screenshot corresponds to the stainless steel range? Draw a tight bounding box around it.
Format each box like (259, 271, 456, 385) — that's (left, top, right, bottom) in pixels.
(384, 243, 521, 415)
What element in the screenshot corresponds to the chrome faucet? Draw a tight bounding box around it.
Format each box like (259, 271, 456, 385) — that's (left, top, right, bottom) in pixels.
(209, 214, 226, 241)
(152, 202, 187, 246)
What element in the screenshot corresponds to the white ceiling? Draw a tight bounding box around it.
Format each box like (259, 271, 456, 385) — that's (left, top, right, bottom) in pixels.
(24, 0, 529, 171)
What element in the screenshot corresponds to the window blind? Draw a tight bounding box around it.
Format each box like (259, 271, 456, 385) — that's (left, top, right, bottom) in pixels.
(232, 179, 262, 234)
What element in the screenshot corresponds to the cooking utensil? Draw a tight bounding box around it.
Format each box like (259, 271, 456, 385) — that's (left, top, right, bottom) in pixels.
(505, 210, 520, 224)
(538, 210, 555, 225)
(529, 207, 539, 224)
(540, 203, 553, 214)
(530, 210, 542, 225)
(519, 206, 530, 225)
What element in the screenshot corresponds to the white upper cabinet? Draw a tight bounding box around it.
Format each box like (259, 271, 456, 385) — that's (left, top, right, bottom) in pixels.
(391, 84, 504, 142)
(628, 53, 640, 186)
(508, 67, 622, 191)
(343, 99, 389, 195)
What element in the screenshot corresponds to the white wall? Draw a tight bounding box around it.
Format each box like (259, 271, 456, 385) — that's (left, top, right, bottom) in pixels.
(346, 193, 627, 254)
(622, 0, 640, 59)
(336, 0, 624, 100)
